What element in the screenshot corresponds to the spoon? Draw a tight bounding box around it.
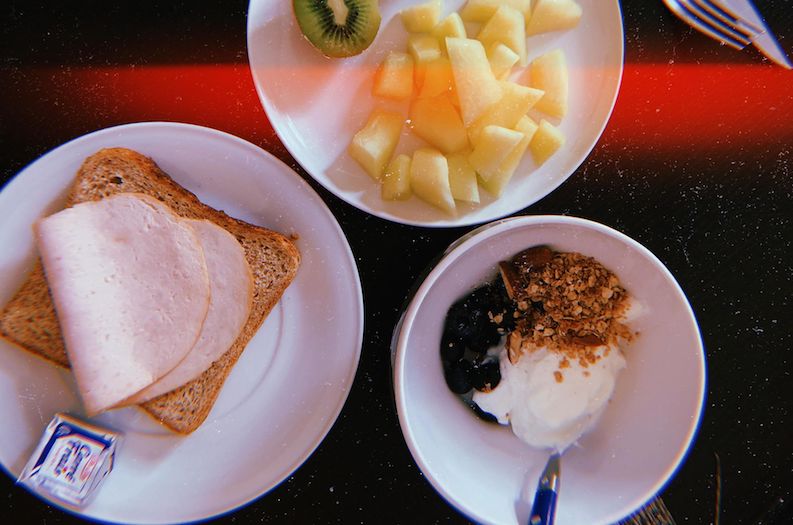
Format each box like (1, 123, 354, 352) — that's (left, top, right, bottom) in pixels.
(528, 452, 560, 525)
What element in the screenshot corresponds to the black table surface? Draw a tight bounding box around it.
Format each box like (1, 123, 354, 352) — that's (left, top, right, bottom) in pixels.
(1, 1, 791, 524)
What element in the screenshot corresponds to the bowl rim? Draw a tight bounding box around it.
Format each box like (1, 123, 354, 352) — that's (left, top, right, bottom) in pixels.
(392, 214, 707, 524)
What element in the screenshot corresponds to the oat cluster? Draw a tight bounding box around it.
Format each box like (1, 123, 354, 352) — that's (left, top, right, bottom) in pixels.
(502, 248, 633, 372)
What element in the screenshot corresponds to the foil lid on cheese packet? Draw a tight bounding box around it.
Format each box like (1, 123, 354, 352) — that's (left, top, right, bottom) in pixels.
(18, 413, 122, 508)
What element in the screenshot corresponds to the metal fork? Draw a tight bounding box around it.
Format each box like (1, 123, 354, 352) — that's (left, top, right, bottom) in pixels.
(662, 0, 762, 50)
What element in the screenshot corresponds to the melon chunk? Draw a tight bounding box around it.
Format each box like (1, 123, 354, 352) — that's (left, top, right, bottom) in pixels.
(487, 42, 520, 79)
(460, 0, 532, 23)
(382, 154, 413, 200)
(476, 5, 527, 65)
(467, 80, 544, 143)
(416, 56, 456, 100)
(410, 148, 456, 214)
(401, 0, 443, 33)
(468, 125, 524, 181)
(410, 95, 469, 154)
(432, 13, 467, 54)
(447, 151, 480, 203)
(530, 49, 568, 118)
(529, 119, 565, 164)
(408, 34, 443, 87)
(373, 52, 414, 99)
(526, 0, 582, 36)
(479, 115, 538, 196)
(348, 109, 404, 181)
(446, 37, 502, 126)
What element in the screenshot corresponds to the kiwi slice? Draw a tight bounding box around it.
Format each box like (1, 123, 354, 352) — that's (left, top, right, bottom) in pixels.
(293, 0, 381, 58)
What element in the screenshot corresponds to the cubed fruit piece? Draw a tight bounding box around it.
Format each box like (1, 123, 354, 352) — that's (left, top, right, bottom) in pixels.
(432, 13, 466, 54)
(529, 119, 565, 165)
(445, 37, 502, 126)
(401, 0, 443, 33)
(416, 56, 456, 100)
(373, 52, 414, 99)
(526, 0, 582, 36)
(467, 80, 544, 143)
(487, 42, 520, 79)
(446, 151, 480, 203)
(468, 125, 524, 181)
(410, 95, 469, 154)
(382, 154, 412, 200)
(476, 5, 527, 65)
(410, 148, 456, 214)
(530, 49, 568, 118)
(348, 109, 404, 181)
(479, 116, 538, 196)
(408, 34, 443, 87)
(460, 0, 532, 23)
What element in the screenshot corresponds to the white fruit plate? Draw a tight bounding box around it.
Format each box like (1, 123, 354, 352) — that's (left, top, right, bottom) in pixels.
(247, 0, 624, 227)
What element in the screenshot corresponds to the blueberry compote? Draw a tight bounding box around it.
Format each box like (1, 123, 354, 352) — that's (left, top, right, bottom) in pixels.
(440, 278, 514, 422)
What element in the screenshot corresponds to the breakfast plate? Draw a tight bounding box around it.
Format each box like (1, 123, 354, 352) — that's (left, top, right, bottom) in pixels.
(0, 122, 364, 524)
(247, 0, 624, 227)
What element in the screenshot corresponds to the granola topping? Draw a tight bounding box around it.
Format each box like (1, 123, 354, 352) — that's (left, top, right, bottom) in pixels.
(500, 247, 633, 369)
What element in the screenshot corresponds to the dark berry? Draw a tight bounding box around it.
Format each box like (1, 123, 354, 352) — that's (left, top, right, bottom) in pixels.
(440, 332, 464, 363)
(444, 360, 472, 394)
(471, 360, 501, 392)
(470, 402, 499, 424)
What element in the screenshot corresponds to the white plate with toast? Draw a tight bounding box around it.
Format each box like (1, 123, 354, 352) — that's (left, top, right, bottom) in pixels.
(247, 0, 623, 227)
(0, 122, 364, 523)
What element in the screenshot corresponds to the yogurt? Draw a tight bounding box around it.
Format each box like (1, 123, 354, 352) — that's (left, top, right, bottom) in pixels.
(473, 344, 625, 451)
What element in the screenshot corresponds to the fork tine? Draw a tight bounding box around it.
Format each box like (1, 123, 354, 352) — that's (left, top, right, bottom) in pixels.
(697, 0, 763, 34)
(680, 0, 753, 46)
(662, 0, 748, 50)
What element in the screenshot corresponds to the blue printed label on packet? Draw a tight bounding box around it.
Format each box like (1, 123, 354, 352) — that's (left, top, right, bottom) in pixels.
(18, 413, 121, 507)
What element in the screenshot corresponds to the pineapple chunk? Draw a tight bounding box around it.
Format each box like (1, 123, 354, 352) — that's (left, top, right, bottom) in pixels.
(529, 119, 565, 165)
(410, 95, 469, 154)
(401, 0, 443, 33)
(467, 80, 544, 143)
(432, 13, 467, 54)
(476, 5, 527, 66)
(382, 154, 412, 200)
(526, 0, 582, 36)
(416, 56, 456, 99)
(446, 151, 480, 203)
(530, 49, 568, 118)
(348, 109, 404, 181)
(410, 148, 456, 214)
(373, 52, 414, 99)
(487, 42, 520, 80)
(445, 37, 502, 126)
(468, 125, 524, 181)
(479, 115, 538, 196)
(460, 0, 532, 23)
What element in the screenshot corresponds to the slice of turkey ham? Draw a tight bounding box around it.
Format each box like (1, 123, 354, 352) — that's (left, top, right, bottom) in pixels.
(123, 219, 253, 405)
(36, 193, 211, 415)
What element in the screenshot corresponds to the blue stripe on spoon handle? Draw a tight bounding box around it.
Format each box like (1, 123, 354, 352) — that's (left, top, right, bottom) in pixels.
(529, 488, 557, 525)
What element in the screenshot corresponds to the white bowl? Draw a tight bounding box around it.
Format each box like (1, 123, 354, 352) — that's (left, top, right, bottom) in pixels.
(392, 216, 706, 524)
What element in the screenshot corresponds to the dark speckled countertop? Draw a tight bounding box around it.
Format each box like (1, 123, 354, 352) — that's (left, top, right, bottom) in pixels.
(1, 1, 791, 524)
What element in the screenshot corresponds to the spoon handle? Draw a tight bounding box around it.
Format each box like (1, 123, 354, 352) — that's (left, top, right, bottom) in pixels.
(529, 453, 560, 525)
(528, 488, 557, 525)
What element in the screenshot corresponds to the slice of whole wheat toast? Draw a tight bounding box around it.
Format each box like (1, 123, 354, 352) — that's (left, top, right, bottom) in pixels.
(0, 147, 300, 433)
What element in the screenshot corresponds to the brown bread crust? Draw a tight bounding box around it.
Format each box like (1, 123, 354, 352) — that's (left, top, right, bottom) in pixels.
(0, 148, 300, 433)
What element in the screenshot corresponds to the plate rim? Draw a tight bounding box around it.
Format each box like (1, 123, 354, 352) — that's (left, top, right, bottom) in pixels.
(392, 214, 706, 524)
(246, 0, 626, 228)
(0, 121, 365, 524)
